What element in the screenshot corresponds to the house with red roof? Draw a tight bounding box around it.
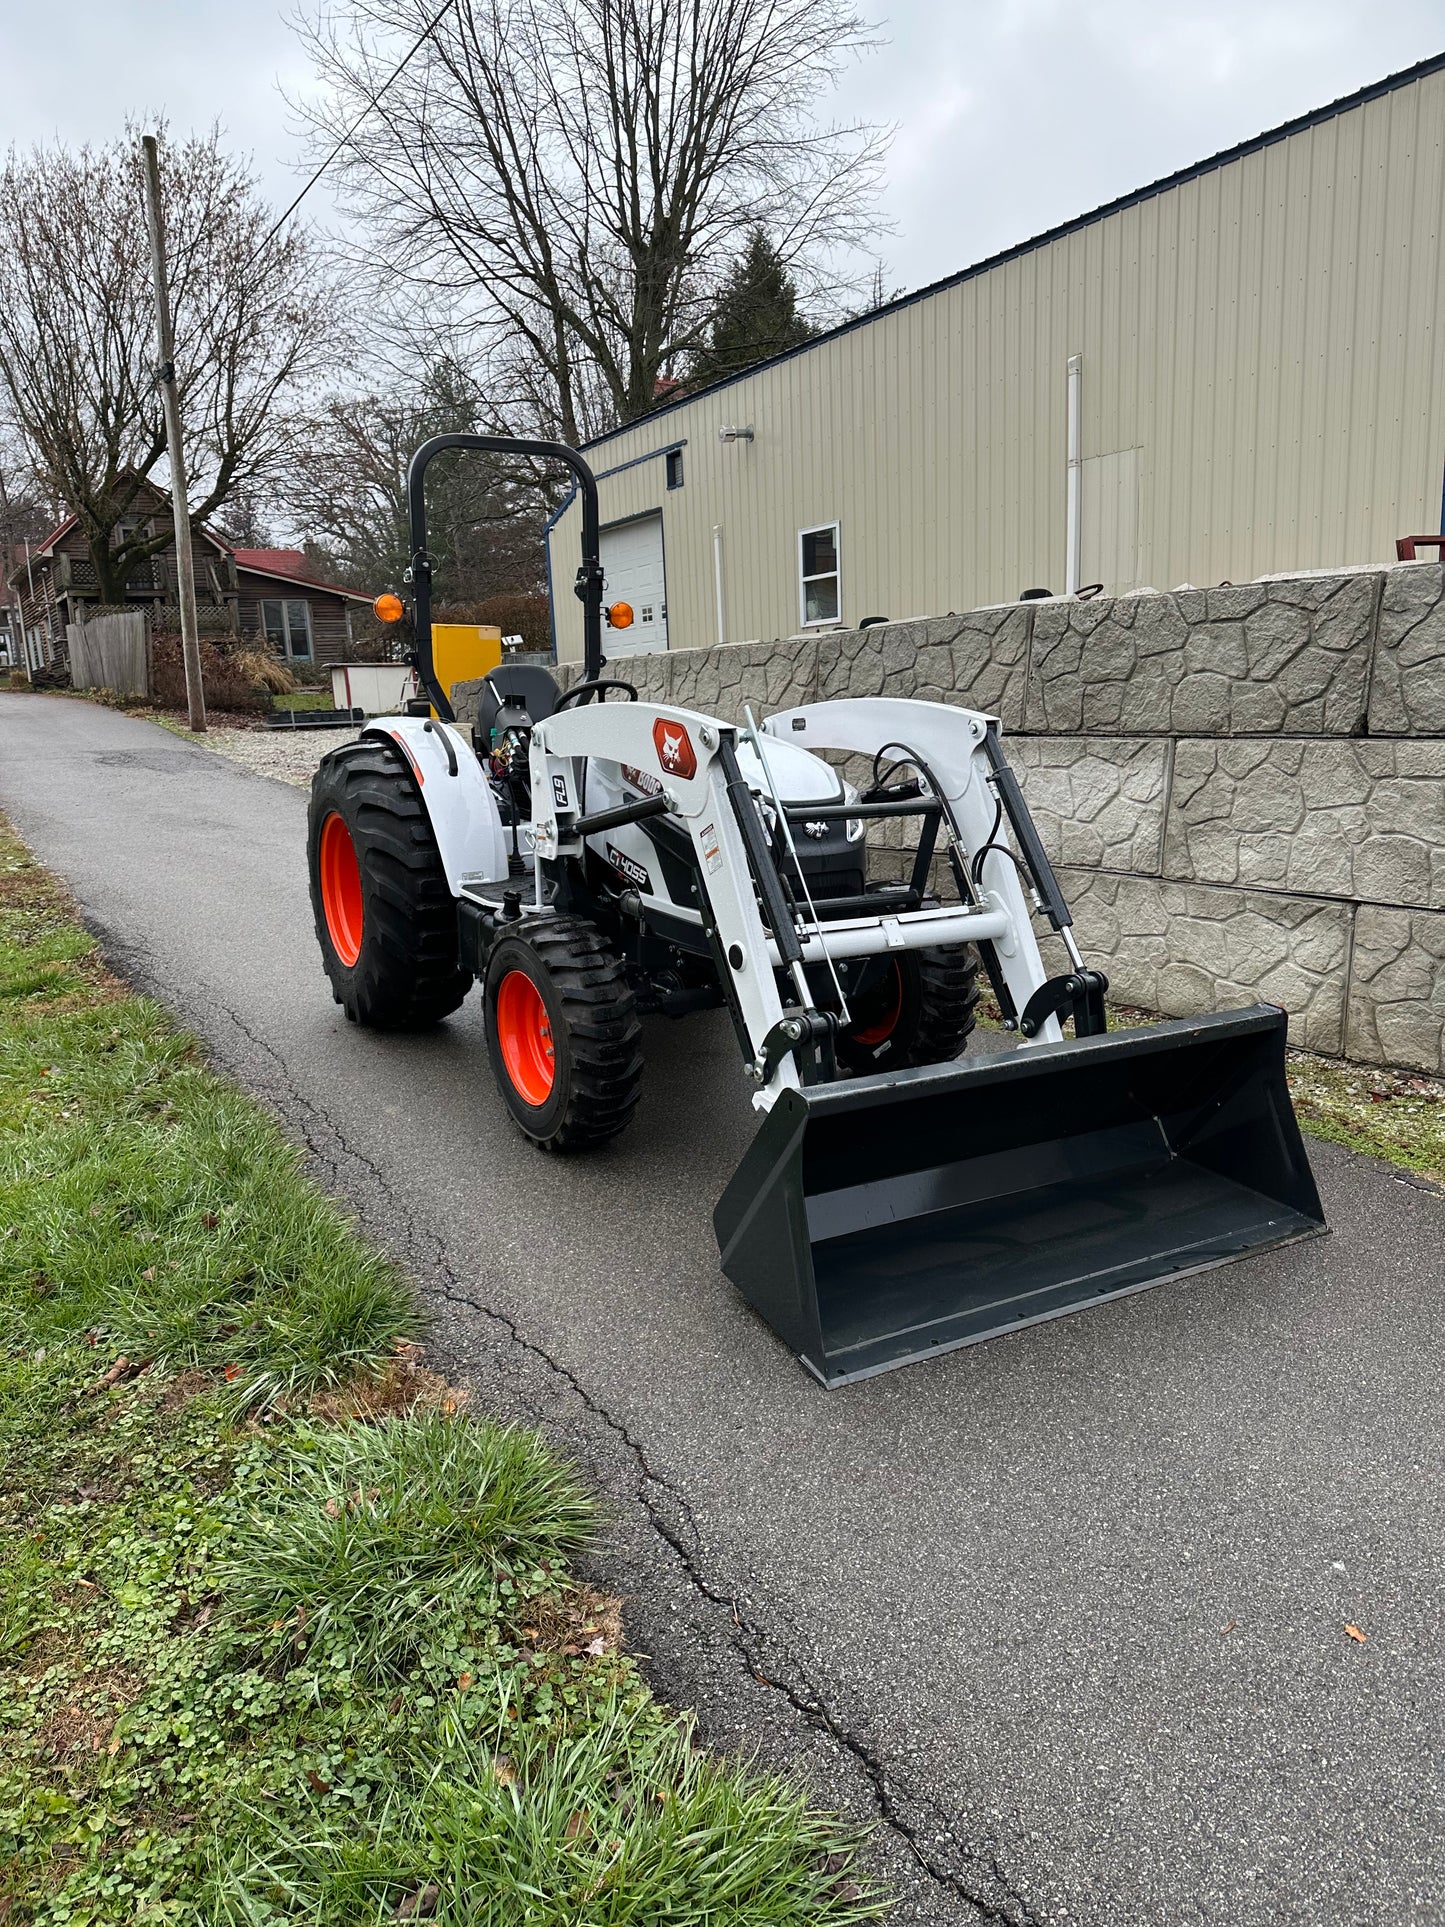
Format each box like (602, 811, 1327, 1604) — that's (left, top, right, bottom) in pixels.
(5, 477, 372, 678)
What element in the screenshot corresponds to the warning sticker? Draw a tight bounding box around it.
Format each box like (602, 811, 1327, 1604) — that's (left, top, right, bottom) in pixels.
(699, 821, 723, 876)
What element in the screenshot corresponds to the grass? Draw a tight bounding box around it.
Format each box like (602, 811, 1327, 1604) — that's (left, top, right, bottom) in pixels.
(271, 690, 335, 712)
(1283, 1051, 1445, 1186)
(217, 1416, 596, 1683)
(0, 815, 884, 1926)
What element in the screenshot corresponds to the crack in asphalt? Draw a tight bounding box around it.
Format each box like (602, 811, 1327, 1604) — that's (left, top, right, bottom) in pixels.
(117, 953, 1043, 1925)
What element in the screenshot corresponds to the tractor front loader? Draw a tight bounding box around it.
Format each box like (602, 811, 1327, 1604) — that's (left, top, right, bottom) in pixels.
(306, 434, 1325, 1385)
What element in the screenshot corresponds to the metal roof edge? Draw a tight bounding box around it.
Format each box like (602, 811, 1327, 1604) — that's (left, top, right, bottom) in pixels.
(581, 46, 1445, 453)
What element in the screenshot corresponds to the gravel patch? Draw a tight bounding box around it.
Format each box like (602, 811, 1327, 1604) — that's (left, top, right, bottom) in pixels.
(183, 722, 361, 788)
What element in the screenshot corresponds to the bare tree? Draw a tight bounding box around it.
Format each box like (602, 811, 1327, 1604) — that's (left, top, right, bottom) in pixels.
(282, 358, 547, 598)
(212, 485, 274, 550)
(293, 0, 887, 441)
(0, 127, 338, 603)
(0, 451, 59, 553)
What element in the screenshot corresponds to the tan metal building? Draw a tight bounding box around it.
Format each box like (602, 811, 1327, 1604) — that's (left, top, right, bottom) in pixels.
(549, 50, 1445, 665)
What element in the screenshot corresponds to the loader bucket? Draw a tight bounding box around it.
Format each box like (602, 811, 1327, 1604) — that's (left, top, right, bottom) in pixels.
(714, 1006, 1325, 1385)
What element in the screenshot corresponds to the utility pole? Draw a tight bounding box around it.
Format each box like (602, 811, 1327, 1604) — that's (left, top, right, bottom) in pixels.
(141, 134, 206, 732)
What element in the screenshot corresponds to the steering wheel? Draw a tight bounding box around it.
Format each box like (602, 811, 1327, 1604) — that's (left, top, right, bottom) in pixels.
(554, 678, 639, 711)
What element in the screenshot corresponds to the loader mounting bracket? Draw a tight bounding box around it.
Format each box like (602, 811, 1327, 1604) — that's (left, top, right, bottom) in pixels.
(1019, 969, 1109, 1039)
(754, 1008, 838, 1086)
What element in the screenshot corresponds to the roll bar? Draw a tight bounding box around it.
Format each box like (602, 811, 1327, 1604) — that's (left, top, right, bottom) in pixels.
(405, 434, 604, 721)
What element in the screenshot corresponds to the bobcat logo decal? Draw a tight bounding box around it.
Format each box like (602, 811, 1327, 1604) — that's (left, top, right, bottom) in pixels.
(652, 718, 697, 780)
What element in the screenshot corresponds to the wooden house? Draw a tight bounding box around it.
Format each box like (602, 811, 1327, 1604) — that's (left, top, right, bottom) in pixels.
(5, 477, 370, 677)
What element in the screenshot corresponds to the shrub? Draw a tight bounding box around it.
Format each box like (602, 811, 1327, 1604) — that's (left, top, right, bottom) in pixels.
(232, 647, 297, 695)
(150, 632, 271, 714)
(435, 592, 552, 655)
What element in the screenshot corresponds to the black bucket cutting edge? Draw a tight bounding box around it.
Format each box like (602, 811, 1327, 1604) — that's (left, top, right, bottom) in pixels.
(713, 1005, 1326, 1386)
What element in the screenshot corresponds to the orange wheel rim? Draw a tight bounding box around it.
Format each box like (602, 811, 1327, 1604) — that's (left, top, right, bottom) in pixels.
(852, 962, 904, 1046)
(496, 969, 556, 1105)
(319, 812, 364, 967)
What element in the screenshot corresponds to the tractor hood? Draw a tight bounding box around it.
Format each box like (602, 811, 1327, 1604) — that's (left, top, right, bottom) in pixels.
(735, 734, 845, 805)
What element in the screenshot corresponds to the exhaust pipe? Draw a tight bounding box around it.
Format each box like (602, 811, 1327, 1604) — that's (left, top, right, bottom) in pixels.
(715, 1005, 1325, 1386)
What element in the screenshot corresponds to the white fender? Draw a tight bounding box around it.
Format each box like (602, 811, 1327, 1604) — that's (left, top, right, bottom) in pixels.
(363, 716, 508, 894)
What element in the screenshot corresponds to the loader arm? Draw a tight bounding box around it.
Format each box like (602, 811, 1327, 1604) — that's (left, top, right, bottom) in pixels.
(531, 696, 1062, 1105)
(762, 698, 1072, 1044)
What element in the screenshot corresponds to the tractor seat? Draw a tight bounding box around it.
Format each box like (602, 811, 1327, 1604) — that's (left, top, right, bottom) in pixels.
(474, 664, 561, 741)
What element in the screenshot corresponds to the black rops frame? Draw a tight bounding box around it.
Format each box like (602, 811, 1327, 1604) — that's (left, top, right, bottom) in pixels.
(405, 434, 605, 721)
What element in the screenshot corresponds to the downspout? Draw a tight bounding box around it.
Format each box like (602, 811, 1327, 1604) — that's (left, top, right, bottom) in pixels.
(543, 482, 578, 664)
(712, 525, 726, 646)
(1065, 355, 1082, 596)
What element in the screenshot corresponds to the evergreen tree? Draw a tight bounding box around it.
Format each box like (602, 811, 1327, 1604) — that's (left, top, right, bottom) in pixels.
(689, 233, 814, 389)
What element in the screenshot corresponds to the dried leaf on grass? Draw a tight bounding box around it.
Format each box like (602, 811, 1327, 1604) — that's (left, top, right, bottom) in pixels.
(87, 1355, 149, 1393)
(305, 1358, 461, 1425)
(521, 1583, 624, 1660)
(392, 1883, 440, 1920)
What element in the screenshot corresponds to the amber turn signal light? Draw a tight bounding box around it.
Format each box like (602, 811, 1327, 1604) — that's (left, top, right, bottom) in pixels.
(606, 600, 634, 629)
(373, 592, 405, 624)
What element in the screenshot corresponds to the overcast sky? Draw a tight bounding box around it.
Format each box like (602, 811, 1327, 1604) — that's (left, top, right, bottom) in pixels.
(4, 0, 1443, 298)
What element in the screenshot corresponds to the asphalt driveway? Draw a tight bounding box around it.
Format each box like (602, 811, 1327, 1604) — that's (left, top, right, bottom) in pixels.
(3, 693, 1442, 1926)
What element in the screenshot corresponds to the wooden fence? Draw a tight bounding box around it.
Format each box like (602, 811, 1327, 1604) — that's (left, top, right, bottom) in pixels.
(67, 612, 150, 698)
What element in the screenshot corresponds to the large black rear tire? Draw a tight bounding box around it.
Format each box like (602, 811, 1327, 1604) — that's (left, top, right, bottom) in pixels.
(308, 738, 472, 1029)
(484, 917, 642, 1150)
(835, 946, 980, 1075)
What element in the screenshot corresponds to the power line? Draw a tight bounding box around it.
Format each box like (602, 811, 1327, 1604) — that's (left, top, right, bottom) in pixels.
(248, 0, 460, 267)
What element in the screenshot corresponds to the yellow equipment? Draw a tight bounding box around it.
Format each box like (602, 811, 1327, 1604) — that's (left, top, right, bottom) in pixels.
(430, 624, 503, 712)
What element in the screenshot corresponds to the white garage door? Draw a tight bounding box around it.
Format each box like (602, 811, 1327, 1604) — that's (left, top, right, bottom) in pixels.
(600, 513, 668, 656)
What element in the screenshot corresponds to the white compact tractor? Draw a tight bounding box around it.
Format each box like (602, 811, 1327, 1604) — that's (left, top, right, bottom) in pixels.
(307, 434, 1325, 1385)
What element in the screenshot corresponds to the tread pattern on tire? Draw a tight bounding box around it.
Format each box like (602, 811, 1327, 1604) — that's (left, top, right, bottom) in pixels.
(309, 738, 471, 1030)
(487, 915, 643, 1150)
(908, 945, 981, 1065)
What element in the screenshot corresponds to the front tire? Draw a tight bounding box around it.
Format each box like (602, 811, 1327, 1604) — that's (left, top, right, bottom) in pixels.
(307, 739, 471, 1029)
(485, 917, 643, 1150)
(835, 947, 980, 1074)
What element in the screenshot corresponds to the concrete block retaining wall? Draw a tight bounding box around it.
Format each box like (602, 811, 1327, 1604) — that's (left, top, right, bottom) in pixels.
(457, 562, 1445, 1074)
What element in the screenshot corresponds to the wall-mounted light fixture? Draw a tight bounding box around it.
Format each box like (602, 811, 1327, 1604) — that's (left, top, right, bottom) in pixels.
(717, 424, 754, 443)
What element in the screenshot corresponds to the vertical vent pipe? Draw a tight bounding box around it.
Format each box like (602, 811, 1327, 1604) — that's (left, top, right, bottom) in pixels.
(1065, 354, 1082, 596)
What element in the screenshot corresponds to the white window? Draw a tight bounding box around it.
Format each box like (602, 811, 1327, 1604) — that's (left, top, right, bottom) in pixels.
(261, 597, 313, 660)
(798, 522, 840, 627)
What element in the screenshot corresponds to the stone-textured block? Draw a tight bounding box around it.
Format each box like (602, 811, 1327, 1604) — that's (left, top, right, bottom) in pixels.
(1164, 739, 1445, 908)
(815, 607, 1030, 726)
(1345, 906, 1445, 1073)
(1026, 573, 1378, 735)
(667, 637, 816, 719)
(1044, 871, 1351, 1054)
(450, 676, 487, 735)
(614, 653, 672, 704)
(1368, 563, 1445, 734)
(1012, 738, 1168, 875)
